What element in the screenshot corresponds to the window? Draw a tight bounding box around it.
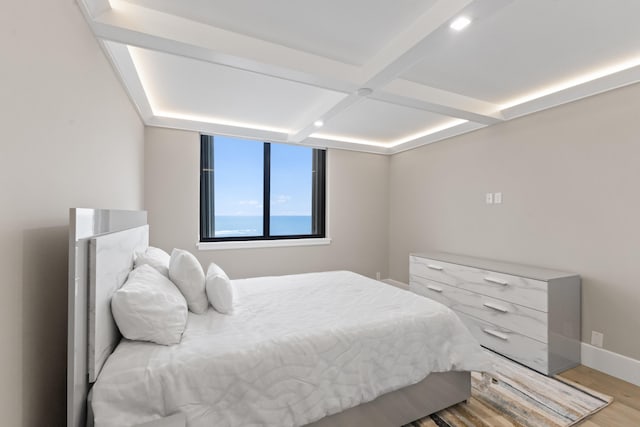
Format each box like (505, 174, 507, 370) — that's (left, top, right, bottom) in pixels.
(200, 135, 326, 242)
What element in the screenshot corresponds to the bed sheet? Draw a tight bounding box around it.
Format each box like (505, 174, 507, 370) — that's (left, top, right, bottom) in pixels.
(92, 271, 488, 427)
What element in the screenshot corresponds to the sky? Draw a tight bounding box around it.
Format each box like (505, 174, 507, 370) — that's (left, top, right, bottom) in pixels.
(213, 135, 312, 217)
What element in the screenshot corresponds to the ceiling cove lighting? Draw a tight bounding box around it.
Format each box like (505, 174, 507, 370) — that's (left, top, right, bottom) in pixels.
(388, 119, 469, 147)
(310, 133, 389, 148)
(155, 110, 292, 134)
(312, 118, 471, 149)
(127, 46, 160, 114)
(500, 55, 640, 109)
(128, 46, 290, 134)
(450, 16, 471, 31)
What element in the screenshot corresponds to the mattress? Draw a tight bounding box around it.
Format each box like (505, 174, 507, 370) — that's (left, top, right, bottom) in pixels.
(91, 271, 488, 427)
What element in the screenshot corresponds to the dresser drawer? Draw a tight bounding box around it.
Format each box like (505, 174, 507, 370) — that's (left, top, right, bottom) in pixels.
(458, 313, 549, 374)
(411, 276, 548, 343)
(410, 275, 454, 307)
(410, 256, 465, 286)
(411, 256, 548, 312)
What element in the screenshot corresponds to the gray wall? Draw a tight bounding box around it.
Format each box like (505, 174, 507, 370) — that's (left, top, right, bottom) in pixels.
(144, 127, 390, 280)
(389, 82, 640, 361)
(0, 1, 144, 425)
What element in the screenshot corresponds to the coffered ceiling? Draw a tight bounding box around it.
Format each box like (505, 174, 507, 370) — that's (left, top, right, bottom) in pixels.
(78, 0, 640, 154)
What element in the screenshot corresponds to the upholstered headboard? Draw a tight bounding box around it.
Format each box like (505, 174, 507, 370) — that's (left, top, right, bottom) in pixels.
(88, 225, 148, 382)
(67, 208, 148, 427)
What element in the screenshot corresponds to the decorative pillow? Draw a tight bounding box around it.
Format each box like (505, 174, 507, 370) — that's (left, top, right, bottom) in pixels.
(111, 264, 188, 345)
(133, 246, 171, 277)
(169, 248, 208, 314)
(205, 263, 235, 314)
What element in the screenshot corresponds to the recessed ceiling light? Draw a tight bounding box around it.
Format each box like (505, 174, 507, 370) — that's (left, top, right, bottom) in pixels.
(450, 16, 471, 31)
(313, 120, 324, 128)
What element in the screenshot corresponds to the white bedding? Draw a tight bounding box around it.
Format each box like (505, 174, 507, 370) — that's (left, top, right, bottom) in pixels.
(92, 271, 488, 427)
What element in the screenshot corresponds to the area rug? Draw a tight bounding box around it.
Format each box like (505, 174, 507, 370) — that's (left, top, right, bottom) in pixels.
(405, 350, 612, 427)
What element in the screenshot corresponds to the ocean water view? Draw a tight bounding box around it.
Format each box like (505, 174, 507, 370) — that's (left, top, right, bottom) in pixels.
(215, 215, 312, 237)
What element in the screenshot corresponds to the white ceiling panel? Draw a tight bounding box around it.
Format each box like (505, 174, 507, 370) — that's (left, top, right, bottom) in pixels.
(317, 98, 454, 143)
(78, 0, 640, 153)
(403, 0, 640, 105)
(129, 46, 347, 132)
(122, 0, 437, 65)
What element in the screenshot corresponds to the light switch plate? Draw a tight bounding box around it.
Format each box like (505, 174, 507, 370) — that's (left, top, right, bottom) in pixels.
(494, 192, 502, 204)
(485, 193, 493, 204)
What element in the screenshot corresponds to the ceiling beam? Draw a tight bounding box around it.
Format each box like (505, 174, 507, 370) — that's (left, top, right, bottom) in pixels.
(374, 79, 504, 125)
(290, 0, 478, 142)
(88, 1, 360, 93)
(101, 41, 154, 121)
(79, 0, 504, 148)
(288, 94, 366, 143)
(360, 0, 474, 85)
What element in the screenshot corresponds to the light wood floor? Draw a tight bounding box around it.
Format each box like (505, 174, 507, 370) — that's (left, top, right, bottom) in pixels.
(557, 365, 640, 426)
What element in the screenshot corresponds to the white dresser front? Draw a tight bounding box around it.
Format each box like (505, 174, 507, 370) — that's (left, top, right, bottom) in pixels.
(410, 252, 581, 375)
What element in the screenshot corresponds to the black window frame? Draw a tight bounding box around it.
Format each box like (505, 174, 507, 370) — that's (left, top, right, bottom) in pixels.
(200, 134, 326, 242)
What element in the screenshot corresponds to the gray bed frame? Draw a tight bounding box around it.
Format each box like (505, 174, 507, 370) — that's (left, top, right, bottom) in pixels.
(67, 208, 470, 427)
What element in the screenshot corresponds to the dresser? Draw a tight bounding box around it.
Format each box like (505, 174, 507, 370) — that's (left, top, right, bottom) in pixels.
(410, 252, 581, 375)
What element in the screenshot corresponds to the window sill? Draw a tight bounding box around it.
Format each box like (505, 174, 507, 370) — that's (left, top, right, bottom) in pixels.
(196, 237, 332, 251)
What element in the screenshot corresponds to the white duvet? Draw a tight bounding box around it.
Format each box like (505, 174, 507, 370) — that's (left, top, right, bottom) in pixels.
(92, 271, 488, 427)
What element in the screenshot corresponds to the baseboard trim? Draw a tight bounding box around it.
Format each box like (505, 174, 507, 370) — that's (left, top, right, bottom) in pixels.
(382, 279, 409, 290)
(581, 342, 640, 387)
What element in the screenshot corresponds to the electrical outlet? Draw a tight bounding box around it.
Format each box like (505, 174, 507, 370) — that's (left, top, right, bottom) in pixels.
(494, 192, 502, 204)
(485, 193, 493, 204)
(591, 331, 604, 348)
(375, 272, 381, 280)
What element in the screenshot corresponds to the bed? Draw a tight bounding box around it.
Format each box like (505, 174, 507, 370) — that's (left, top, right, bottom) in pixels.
(67, 208, 488, 427)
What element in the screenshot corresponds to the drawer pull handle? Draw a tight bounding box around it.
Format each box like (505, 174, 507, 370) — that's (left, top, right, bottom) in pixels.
(483, 302, 508, 313)
(484, 277, 508, 286)
(483, 328, 509, 341)
(427, 285, 443, 293)
(427, 264, 443, 271)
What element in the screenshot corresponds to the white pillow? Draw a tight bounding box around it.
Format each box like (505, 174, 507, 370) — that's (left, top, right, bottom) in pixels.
(134, 246, 170, 277)
(111, 264, 188, 345)
(169, 248, 208, 314)
(205, 263, 235, 314)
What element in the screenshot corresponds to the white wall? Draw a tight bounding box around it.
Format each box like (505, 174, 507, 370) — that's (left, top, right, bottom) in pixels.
(389, 82, 640, 361)
(144, 127, 390, 280)
(0, 2, 144, 425)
